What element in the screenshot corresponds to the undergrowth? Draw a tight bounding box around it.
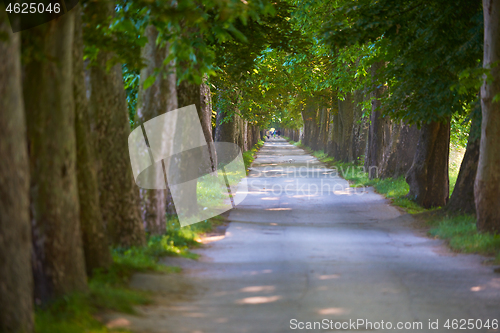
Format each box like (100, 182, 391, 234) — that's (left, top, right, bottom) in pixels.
(35, 215, 225, 332)
(243, 140, 264, 172)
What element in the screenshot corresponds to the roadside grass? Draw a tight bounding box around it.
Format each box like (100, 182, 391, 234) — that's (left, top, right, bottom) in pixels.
(428, 215, 500, 263)
(243, 140, 265, 172)
(36, 214, 225, 332)
(286, 138, 500, 263)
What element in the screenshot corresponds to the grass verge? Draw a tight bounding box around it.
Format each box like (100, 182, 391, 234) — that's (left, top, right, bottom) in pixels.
(243, 140, 265, 172)
(425, 214, 500, 263)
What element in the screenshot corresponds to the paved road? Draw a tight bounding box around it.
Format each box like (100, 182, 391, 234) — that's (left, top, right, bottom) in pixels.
(106, 138, 500, 333)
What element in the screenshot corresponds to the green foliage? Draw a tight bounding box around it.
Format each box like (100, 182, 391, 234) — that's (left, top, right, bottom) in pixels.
(322, 0, 483, 124)
(243, 140, 265, 171)
(122, 64, 140, 128)
(429, 215, 500, 263)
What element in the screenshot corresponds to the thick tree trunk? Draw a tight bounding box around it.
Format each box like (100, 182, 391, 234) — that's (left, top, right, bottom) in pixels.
(301, 101, 317, 148)
(0, 13, 34, 332)
(338, 93, 354, 162)
(215, 92, 238, 144)
(379, 121, 419, 179)
(88, 1, 145, 247)
(200, 77, 217, 169)
(242, 121, 249, 152)
(317, 107, 329, 151)
(365, 62, 389, 178)
(406, 120, 450, 208)
(73, 3, 112, 273)
(252, 125, 260, 146)
(446, 114, 480, 215)
(135, 25, 178, 235)
(23, 10, 88, 302)
(475, 0, 500, 233)
(351, 89, 368, 164)
(326, 99, 338, 157)
(331, 111, 342, 160)
(393, 124, 419, 178)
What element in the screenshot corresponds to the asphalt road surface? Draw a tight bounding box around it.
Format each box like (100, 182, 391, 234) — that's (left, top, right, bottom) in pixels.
(105, 138, 500, 333)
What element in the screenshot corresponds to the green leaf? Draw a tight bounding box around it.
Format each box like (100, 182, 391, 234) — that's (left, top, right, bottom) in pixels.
(143, 75, 156, 90)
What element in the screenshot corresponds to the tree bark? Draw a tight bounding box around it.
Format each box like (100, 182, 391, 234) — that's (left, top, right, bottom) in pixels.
(365, 62, 389, 178)
(215, 92, 238, 144)
(379, 121, 419, 179)
(0, 12, 34, 332)
(73, 3, 112, 275)
(23, 10, 88, 303)
(446, 114, 480, 215)
(88, 2, 145, 247)
(406, 120, 450, 208)
(350, 89, 368, 164)
(135, 25, 177, 235)
(475, 0, 500, 233)
(200, 78, 217, 169)
(338, 93, 354, 162)
(301, 100, 317, 148)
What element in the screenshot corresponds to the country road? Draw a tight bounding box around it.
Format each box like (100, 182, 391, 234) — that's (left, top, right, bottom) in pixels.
(105, 138, 500, 333)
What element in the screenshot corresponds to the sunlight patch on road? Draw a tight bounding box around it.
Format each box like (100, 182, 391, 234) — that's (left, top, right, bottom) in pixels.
(106, 317, 131, 328)
(318, 274, 340, 280)
(317, 307, 350, 315)
(240, 285, 276, 293)
(214, 318, 228, 323)
(236, 295, 282, 304)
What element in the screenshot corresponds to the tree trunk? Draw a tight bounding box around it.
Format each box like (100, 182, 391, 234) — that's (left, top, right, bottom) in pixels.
(301, 101, 317, 148)
(175, 80, 205, 217)
(406, 120, 450, 208)
(338, 93, 354, 162)
(88, 1, 145, 247)
(351, 89, 368, 164)
(200, 77, 217, 169)
(23, 10, 88, 303)
(365, 62, 388, 178)
(327, 99, 338, 157)
(475, 0, 500, 233)
(392, 124, 419, 178)
(73, 3, 112, 273)
(0, 12, 34, 332)
(446, 114, 480, 215)
(135, 25, 176, 235)
(215, 92, 238, 144)
(380, 121, 419, 179)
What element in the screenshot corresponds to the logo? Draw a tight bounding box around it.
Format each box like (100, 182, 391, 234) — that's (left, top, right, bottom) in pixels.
(128, 105, 248, 226)
(4, 0, 79, 33)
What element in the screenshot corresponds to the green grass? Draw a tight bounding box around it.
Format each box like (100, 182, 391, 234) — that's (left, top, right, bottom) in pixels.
(243, 140, 264, 171)
(35, 215, 225, 332)
(287, 138, 500, 263)
(428, 215, 500, 263)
